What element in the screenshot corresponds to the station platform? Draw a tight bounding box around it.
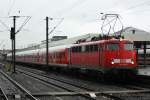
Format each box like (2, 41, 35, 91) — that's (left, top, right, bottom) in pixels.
(138, 66, 150, 76)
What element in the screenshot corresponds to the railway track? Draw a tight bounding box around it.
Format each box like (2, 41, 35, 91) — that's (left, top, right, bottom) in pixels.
(110, 74, 150, 91)
(0, 70, 39, 100)
(0, 87, 8, 100)
(2, 62, 150, 100)
(16, 66, 150, 100)
(16, 68, 99, 100)
(16, 67, 127, 100)
(18, 66, 150, 90)
(126, 75, 150, 89)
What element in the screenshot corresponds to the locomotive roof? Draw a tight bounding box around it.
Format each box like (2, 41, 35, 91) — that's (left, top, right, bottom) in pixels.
(71, 39, 133, 47)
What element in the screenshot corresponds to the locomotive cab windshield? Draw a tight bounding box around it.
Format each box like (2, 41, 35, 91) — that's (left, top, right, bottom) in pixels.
(106, 42, 134, 51)
(107, 43, 119, 51)
(124, 43, 133, 51)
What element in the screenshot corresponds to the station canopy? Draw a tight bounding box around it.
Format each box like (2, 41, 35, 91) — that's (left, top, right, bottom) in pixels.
(117, 27, 150, 42)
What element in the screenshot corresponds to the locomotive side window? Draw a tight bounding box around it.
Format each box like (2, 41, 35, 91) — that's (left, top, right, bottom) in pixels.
(82, 46, 86, 52)
(90, 45, 93, 52)
(93, 45, 98, 51)
(99, 45, 103, 51)
(72, 45, 98, 52)
(107, 44, 119, 51)
(124, 44, 133, 51)
(86, 45, 90, 52)
(85, 45, 98, 52)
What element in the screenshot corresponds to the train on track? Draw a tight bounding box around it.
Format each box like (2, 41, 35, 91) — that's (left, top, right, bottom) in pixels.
(7, 37, 137, 78)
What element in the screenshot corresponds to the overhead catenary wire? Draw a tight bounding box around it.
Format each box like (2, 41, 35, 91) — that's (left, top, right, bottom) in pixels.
(15, 16, 31, 34)
(48, 18, 64, 35)
(0, 40, 5, 48)
(121, 0, 150, 14)
(55, 0, 88, 17)
(8, 0, 16, 16)
(0, 19, 10, 31)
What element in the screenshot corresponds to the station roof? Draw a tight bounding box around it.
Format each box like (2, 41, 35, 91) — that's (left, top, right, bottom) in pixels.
(118, 27, 150, 42)
(40, 33, 99, 48)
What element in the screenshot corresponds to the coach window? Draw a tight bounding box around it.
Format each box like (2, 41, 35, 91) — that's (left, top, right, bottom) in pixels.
(72, 47, 74, 52)
(72, 47, 76, 52)
(107, 44, 119, 51)
(78, 46, 81, 52)
(73, 47, 76, 52)
(75, 47, 78, 52)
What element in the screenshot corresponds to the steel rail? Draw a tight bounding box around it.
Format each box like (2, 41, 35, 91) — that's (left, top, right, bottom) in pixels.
(18, 67, 94, 91)
(0, 87, 9, 100)
(17, 69, 96, 100)
(17, 68, 124, 100)
(0, 70, 39, 100)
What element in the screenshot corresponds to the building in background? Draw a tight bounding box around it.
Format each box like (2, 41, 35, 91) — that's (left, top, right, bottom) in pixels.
(117, 27, 150, 49)
(117, 27, 150, 67)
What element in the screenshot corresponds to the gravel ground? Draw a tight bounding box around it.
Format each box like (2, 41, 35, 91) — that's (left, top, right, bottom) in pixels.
(0, 72, 22, 95)
(113, 92, 150, 100)
(20, 66, 133, 92)
(8, 71, 91, 100)
(9, 71, 66, 93)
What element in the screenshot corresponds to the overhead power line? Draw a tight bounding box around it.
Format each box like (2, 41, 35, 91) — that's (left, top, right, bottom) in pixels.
(16, 16, 31, 34)
(48, 18, 64, 35)
(0, 19, 10, 31)
(122, 0, 150, 14)
(8, 0, 16, 16)
(56, 0, 88, 17)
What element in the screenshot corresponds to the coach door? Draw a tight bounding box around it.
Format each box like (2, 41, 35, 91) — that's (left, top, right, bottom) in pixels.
(99, 44, 103, 66)
(68, 48, 71, 65)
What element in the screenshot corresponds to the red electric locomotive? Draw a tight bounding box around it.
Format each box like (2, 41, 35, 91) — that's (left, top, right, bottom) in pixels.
(70, 38, 137, 75)
(7, 38, 137, 77)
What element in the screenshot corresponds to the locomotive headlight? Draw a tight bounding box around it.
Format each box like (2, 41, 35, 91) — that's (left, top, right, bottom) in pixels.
(131, 61, 134, 64)
(111, 61, 114, 64)
(111, 59, 114, 64)
(130, 59, 134, 64)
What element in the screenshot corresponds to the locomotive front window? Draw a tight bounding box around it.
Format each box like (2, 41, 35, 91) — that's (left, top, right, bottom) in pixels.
(124, 44, 133, 51)
(107, 44, 119, 51)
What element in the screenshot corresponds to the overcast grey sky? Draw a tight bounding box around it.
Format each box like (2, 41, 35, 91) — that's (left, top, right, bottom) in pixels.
(0, 0, 150, 49)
